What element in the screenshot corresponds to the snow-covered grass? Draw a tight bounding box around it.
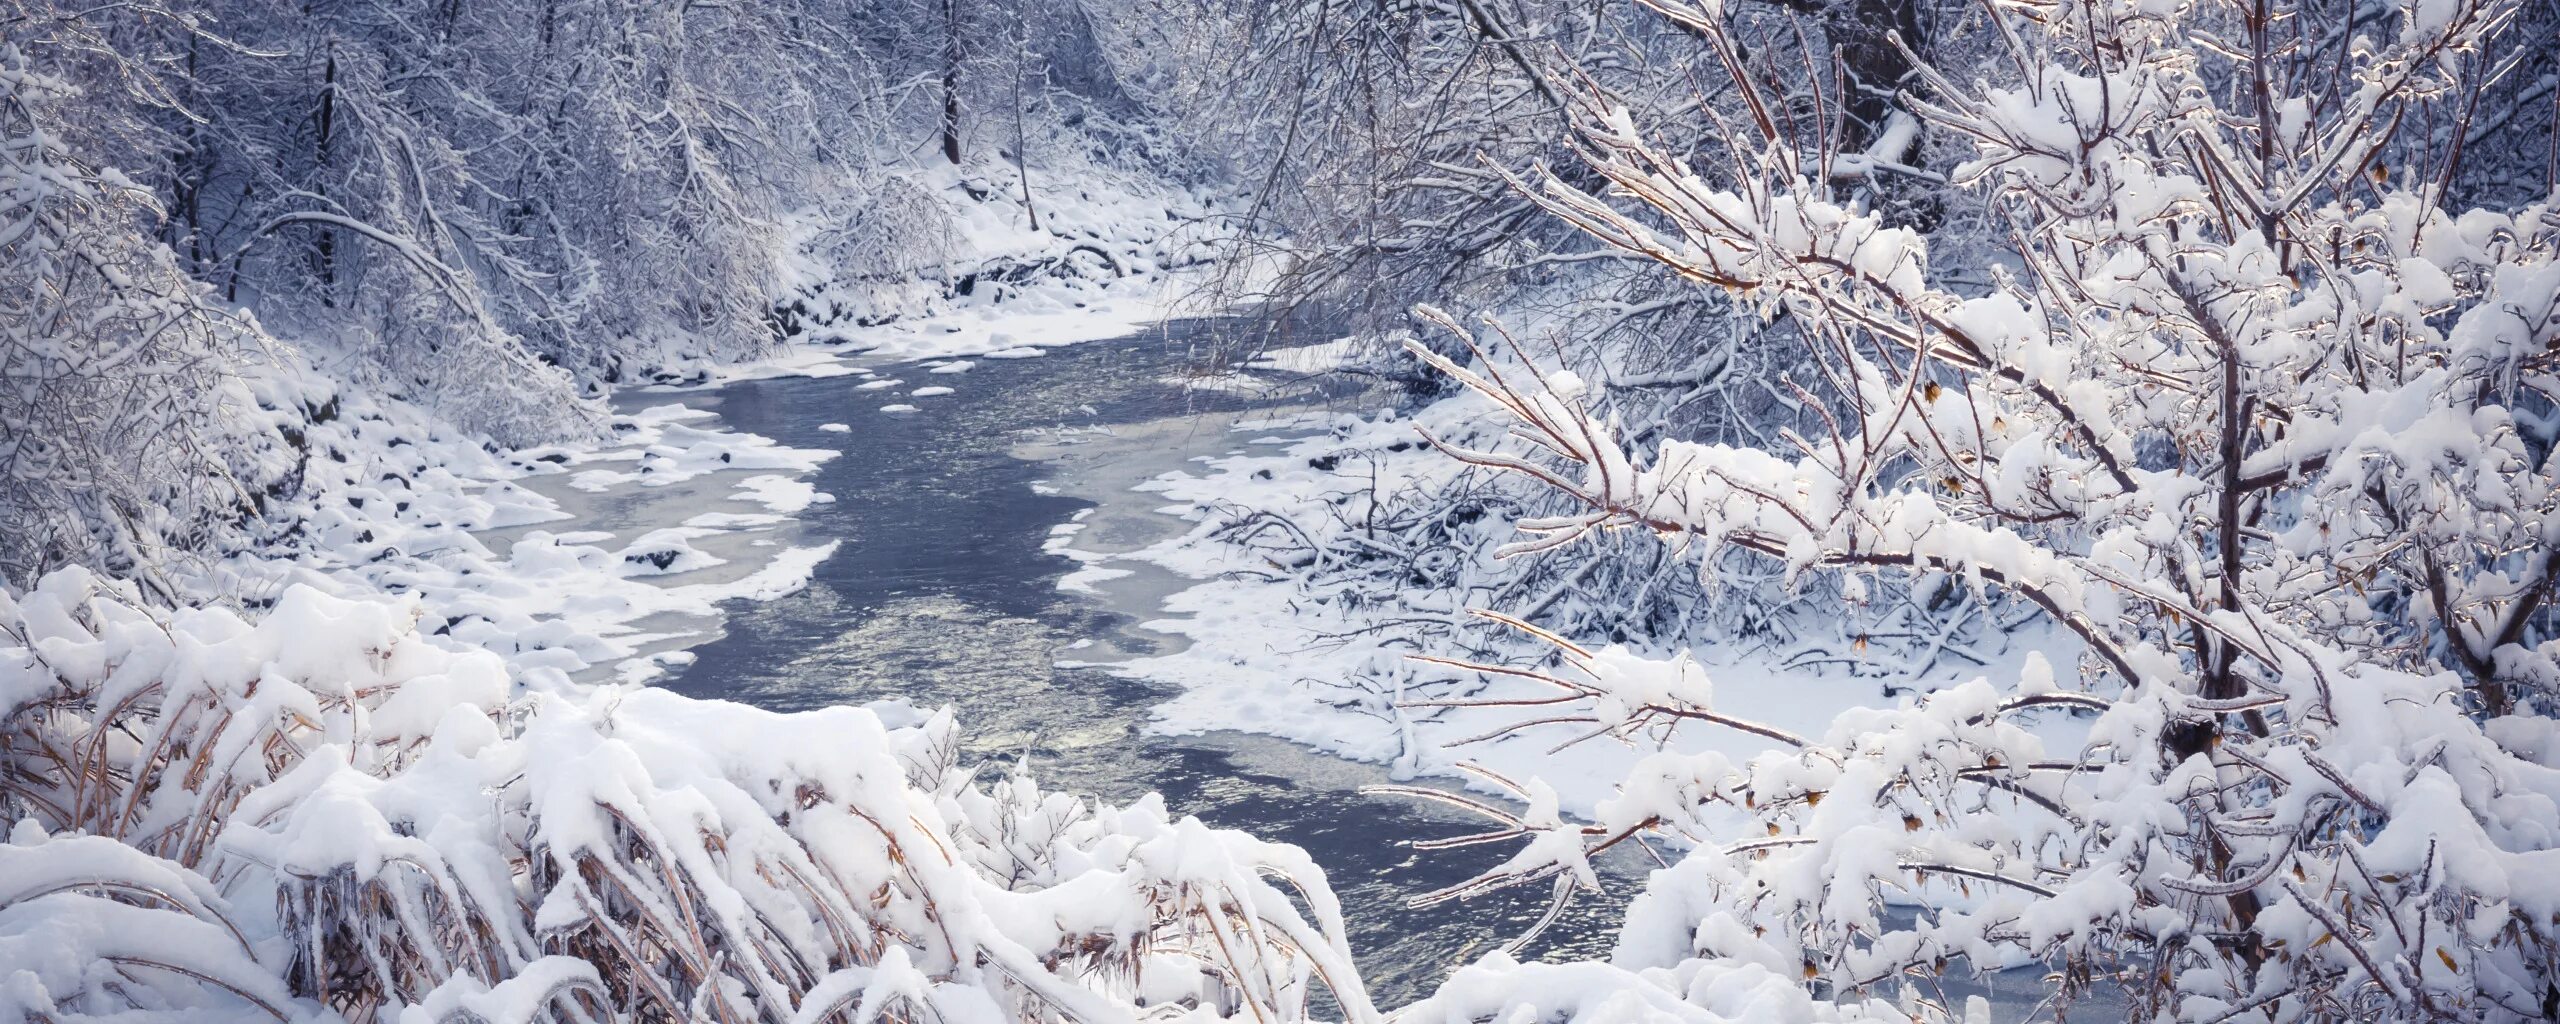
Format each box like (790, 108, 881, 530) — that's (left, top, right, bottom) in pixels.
(0, 566, 1377, 1022)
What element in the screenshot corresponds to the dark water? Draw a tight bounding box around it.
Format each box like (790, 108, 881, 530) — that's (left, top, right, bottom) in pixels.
(657, 320, 1645, 1008)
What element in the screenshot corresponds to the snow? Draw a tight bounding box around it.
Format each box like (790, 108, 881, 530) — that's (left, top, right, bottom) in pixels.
(0, 177, 1349, 1015)
(555, 402, 836, 494)
(615, 527, 728, 575)
(731, 474, 835, 513)
(13, 0, 2558, 1014)
(1058, 565, 1135, 594)
(1247, 335, 1366, 375)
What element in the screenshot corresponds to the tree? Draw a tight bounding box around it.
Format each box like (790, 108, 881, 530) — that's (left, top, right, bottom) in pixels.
(0, 38, 275, 592)
(1398, 0, 2560, 1018)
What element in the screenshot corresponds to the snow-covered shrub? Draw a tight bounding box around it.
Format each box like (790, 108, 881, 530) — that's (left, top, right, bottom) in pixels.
(784, 173, 960, 328)
(1097, 0, 2018, 732)
(0, 567, 1377, 1022)
(1395, 0, 2560, 1019)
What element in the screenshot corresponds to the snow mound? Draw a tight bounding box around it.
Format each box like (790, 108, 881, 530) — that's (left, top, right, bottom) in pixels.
(615, 527, 727, 575)
(731, 474, 835, 513)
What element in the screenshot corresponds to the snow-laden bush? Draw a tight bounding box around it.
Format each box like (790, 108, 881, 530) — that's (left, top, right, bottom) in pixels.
(0, 567, 1377, 1022)
(1393, 0, 2560, 1019)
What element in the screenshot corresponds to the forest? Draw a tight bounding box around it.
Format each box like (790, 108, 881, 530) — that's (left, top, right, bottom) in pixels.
(3, 0, 2559, 1020)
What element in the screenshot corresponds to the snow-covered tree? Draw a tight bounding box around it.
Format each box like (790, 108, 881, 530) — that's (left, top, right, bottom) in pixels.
(0, 0, 1178, 588)
(1096, 0, 2023, 683)
(1400, 0, 2560, 1018)
(0, 37, 277, 592)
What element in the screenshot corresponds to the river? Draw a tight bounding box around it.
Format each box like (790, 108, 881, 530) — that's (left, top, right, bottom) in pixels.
(649, 319, 1645, 1008)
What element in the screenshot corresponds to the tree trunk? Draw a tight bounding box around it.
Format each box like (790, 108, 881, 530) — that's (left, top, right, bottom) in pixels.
(1012, 28, 1037, 229)
(1826, 0, 1923, 158)
(315, 44, 338, 306)
(942, 0, 964, 164)
(1828, 0, 1932, 226)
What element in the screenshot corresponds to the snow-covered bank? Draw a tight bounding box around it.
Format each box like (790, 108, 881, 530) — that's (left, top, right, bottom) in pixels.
(716, 156, 1240, 382)
(188, 351, 843, 691)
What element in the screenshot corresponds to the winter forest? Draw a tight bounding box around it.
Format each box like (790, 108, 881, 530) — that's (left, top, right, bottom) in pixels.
(4, 0, 2560, 1018)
